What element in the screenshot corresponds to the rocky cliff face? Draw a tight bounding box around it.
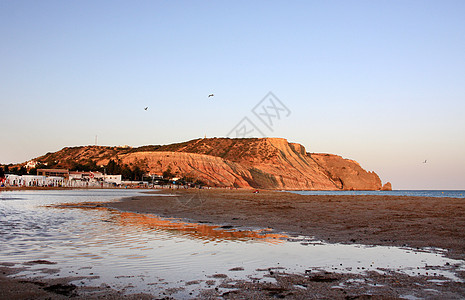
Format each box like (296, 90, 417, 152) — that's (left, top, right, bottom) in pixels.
(119, 151, 252, 188)
(310, 153, 382, 190)
(118, 138, 386, 190)
(33, 137, 389, 190)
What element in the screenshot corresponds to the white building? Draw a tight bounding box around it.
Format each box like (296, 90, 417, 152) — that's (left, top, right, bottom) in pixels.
(104, 175, 122, 185)
(3, 172, 121, 188)
(19, 175, 46, 186)
(69, 171, 104, 182)
(5, 174, 21, 186)
(5, 174, 64, 187)
(25, 160, 38, 169)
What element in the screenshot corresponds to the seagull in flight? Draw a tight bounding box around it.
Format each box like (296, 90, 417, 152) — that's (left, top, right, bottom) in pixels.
(208, 94, 214, 98)
(144, 107, 148, 111)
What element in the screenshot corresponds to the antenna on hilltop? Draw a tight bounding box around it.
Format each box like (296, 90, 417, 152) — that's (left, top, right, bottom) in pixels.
(95, 135, 98, 146)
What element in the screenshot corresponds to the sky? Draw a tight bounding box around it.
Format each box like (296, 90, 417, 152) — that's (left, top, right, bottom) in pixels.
(1, 0, 464, 189)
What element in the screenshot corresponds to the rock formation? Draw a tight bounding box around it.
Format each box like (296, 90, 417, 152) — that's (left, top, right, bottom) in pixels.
(382, 182, 393, 191)
(31, 137, 390, 190)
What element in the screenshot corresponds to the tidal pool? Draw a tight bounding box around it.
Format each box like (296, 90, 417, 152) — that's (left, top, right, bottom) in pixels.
(1, 189, 463, 298)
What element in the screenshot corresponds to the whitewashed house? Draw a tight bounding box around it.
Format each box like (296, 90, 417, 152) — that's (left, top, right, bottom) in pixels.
(69, 171, 104, 182)
(104, 175, 122, 185)
(25, 160, 38, 169)
(5, 174, 63, 187)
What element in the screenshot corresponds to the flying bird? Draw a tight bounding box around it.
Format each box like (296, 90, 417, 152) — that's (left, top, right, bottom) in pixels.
(144, 107, 148, 110)
(208, 94, 214, 98)
(423, 160, 427, 163)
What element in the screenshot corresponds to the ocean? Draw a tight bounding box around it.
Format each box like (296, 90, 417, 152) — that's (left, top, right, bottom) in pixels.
(290, 190, 465, 198)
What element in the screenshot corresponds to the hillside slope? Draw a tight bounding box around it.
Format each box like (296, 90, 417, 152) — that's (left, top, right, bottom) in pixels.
(30, 138, 388, 190)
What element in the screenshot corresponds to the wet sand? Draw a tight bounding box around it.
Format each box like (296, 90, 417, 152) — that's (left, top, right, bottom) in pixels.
(106, 189, 465, 260)
(2, 188, 465, 299)
(0, 263, 154, 300)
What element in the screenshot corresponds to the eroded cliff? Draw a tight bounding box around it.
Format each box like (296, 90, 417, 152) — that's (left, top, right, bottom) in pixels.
(32, 137, 389, 190)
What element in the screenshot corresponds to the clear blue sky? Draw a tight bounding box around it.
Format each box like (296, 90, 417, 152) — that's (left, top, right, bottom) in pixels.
(1, 1, 464, 189)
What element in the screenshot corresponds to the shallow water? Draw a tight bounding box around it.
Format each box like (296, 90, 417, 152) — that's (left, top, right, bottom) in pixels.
(1, 189, 464, 298)
(291, 190, 465, 198)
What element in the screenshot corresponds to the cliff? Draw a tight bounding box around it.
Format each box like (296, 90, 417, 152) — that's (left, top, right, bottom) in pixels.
(30, 137, 389, 190)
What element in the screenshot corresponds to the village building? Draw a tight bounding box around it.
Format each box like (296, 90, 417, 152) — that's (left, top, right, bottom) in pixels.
(69, 171, 104, 181)
(5, 174, 64, 187)
(37, 169, 69, 179)
(69, 171, 122, 185)
(104, 175, 122, 185)
(25, 160, 38, 169)
(5, 169, 123, 188)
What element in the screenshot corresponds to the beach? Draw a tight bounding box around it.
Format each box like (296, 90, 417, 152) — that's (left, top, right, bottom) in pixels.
(1, 188, 465, 299)
(106, 189, 465, 260)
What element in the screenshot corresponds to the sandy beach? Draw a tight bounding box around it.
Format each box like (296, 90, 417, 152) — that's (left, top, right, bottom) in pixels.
(2, 188, 465, 299)
(103, 189, 465, 298)
(106, 189, 465, 260)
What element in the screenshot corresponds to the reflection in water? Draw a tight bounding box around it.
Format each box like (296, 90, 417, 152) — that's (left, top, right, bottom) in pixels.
(1, 189, 465, 298)
(116, 212, 287, 244)
(52, 202, 288, 243)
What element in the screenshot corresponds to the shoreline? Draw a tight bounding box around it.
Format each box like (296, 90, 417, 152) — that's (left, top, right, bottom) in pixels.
(2, 185, 463, 191)
(0, 186, 150, 191)
(2, 188, 465, 299)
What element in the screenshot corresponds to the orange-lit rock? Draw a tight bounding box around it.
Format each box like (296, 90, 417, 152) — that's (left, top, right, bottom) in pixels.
(116, 212, 287, 244)
(382, 182, 393, 191)
(32, 137, 389, 190)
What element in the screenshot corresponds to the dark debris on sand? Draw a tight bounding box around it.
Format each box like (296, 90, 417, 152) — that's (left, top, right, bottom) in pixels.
(198, 269, 465, 299)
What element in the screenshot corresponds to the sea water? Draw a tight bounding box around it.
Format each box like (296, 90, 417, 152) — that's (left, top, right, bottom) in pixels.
(0, 189, 464, 298)
(291, 190, 465, 198)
